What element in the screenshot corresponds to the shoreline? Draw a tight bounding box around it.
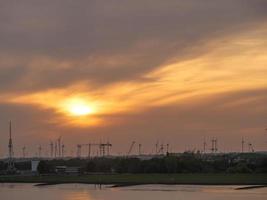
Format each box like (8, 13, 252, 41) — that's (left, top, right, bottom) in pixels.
(0, 173, 266, 187)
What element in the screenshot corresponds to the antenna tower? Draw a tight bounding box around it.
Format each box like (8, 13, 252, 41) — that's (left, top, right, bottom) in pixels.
(7, 121, 16, 172)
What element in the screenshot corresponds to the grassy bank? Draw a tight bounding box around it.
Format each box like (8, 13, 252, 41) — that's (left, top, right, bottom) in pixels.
(0, 173, 267, 186)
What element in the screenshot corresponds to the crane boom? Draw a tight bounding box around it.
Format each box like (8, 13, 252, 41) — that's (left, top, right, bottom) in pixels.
(127, 141, 136, 156)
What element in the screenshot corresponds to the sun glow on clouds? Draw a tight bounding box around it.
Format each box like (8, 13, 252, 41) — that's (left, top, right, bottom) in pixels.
(63, 98, 95, 116)
(1, 24, 267, 127)
(3, 90, 103, 126)
(59, 97, 103, 126)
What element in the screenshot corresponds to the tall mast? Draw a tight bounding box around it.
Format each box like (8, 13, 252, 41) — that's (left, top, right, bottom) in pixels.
(8, 120, 13, 159)
(241, 137, 245, 153)
(7, 120, 15, 172)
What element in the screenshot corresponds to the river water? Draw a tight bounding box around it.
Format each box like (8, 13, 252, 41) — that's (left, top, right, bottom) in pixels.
(0, 184, 266, 200)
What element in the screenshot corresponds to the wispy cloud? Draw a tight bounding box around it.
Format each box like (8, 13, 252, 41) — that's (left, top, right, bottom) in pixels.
(0, 0, 267, 155)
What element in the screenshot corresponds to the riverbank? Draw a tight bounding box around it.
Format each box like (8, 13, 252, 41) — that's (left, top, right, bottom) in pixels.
(0, 173, 267, 186)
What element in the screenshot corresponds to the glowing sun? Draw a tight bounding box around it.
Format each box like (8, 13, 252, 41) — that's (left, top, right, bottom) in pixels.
(65, 98, 95, 116)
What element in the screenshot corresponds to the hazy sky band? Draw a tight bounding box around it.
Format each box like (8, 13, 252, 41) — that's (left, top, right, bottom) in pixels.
(0, 0, 267, 156)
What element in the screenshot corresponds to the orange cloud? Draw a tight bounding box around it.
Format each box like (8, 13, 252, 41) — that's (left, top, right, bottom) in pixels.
(1, 24, 266, 128)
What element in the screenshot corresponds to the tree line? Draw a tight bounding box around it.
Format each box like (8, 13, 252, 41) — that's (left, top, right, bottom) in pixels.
(37, 153, 267, 174)
(1, 152, 266, 174)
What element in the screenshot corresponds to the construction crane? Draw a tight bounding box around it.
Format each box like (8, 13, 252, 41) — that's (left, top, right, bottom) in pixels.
(61, 144, 65, 158)
(127, 141, 136, 156)
(77, 144, 82, 158)
(50, 141, 54, 158)
(22, 146, 26, 158)
(54, 141, 58, 158)
(107, 141, 112, 156)
(158, 143, 164, 154)
(38, 145, 42, 158)
(248, 143, 254, 152)
(241, 137, 245, 153)
(79, 143, 94, 158)
(138, 144, 142, 155)
(155, 142, 168, 155)
(211, 138, 218, 153)
(203, 138, 207, 153)
(57, 136, 62, 157)
(155, 141, 159, 155)
(99, 143, 112, 157)
(77, 142, 112, 158)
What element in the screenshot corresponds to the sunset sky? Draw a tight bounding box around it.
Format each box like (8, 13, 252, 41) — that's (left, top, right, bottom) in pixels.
(0, 0, 267, 157)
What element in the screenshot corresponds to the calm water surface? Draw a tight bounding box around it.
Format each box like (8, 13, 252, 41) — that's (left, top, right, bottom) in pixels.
(0, 183, 266, 200)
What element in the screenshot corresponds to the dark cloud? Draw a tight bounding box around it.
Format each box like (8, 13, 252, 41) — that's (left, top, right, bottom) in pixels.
(1, 0, 267, 54)
(0, 0, 267, 92)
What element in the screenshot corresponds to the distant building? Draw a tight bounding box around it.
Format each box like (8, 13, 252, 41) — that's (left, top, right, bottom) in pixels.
(55, 166, 67, 174)
(55, 166, 81, 175)
(31, 160, 40, 172)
